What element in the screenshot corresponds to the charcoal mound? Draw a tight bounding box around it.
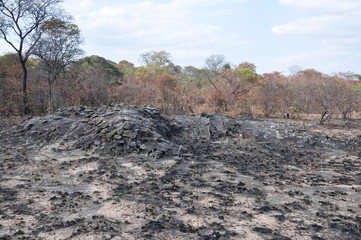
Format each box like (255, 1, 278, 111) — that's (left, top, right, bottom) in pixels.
(0, 105, 242, 157)
(0, 105, 181, 156)
(0, 105, 338, 157)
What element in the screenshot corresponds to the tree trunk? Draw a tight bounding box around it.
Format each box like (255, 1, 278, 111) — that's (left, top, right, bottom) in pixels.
(319, 111, 327, 125)
(342, 111, 350, 119)
(47, 79, 54, 114)
(39, 89, 46, 114)
(319, 110, 332, 125)
(20, 60, 29, 115)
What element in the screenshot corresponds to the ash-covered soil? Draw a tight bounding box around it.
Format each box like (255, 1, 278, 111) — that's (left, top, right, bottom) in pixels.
(0, 105, 360, 240)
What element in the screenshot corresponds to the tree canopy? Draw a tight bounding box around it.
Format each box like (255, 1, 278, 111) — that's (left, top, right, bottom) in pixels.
(32, 17, 84, 112)
(0, 0, 64, 113)
(77, 55, 124, 84)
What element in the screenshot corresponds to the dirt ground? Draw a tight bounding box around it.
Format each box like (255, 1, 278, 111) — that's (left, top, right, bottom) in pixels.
(0, 107, 360, 240)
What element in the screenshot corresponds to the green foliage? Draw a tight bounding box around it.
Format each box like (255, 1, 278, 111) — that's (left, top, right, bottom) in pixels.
(152, 66, 171, 76)
(42, 19, 80, 37)
(139, 51, 178, 76)
(0, 53, 20, 67)
(223, 63, 232, 70)
(0, 53, 35, 76)
(77, 55, 123, 84)
(236, 68, 261, 84)
(236, 62, 256, 72)
(133, 65, 171, 80)
(120, 68, 136, 80)
(289, 107, 302, 113)
(354, 82, 361, 93)
(140, 50, 172, 68)
(133, 66, 149, 79)
(35, 19, 84, 69)
(179, 66, 207, 87)
(0, 54, 39, 70)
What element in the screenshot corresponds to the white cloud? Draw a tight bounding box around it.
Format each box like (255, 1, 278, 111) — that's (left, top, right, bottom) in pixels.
(280, 0, 361, 13)
(322, 37, 361, 49)
(274, 46, 361, 74)
(272, 13, 361, 36)
(62, 0, 95, 15)
(274, 50, 332, 73)
(62, 0, 249, 65)
(277, 52, 311, 63)
(270, 1, 361, 74)
(273, 0, 361, 37)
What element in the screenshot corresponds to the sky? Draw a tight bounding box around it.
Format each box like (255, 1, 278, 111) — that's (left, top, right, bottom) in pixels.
(1, 0, 361, 74)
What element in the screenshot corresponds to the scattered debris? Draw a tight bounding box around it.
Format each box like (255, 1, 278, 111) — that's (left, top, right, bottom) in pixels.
(0, 105, 360, 239)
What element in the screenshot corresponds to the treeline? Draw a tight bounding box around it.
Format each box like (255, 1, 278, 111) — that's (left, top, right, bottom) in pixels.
(1, 51, 361, 124)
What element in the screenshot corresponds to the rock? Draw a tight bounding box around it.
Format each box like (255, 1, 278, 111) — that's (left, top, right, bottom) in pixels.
(142, 221, 164, 232)
(142, 107, 160, 116)
(253, 227, 273, 234)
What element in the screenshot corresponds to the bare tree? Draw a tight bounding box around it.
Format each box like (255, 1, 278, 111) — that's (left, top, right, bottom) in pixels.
(204, 54, 227, 75)
(140, 50, 172, 68)
(288, 65, 302, 76)
(0, 0, 62, 114)
(32, 18, 83, 113)
(204, 54, 228, 91)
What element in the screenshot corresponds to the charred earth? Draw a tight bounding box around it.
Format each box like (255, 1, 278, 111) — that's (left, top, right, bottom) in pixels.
(0, 105, 360, 239)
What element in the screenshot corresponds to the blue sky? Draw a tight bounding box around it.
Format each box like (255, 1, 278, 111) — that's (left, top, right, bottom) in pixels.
(1, 0, 361, 74)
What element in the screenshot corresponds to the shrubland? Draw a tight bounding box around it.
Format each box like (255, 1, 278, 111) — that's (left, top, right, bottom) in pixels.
(0, 51, 360, 124)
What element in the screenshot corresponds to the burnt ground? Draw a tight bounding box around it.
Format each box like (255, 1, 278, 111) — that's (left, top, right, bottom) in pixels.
(0, 105, 360, 240)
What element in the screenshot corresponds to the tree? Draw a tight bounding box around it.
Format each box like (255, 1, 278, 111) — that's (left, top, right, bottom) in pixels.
(236, 67, 261, 84)
(203, 54, 228, 91)
(139, 50, 179, 75)
(288, 65, 302, 76)
(32, 18, 83, 112)
(0, 0, 63, 113)
(204, 54, 227, 75)
(295, 69, 338, 124)
(257, 72, 286, 117)
(180, 66, 208, 87)
(118, 60, 134, 70)
(0, 53, 23, 115)
(140, 50, 172, 68)
(236, 62, 256, 73)
(77, 55, 123, 84)
(60, 63, 111, 107)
